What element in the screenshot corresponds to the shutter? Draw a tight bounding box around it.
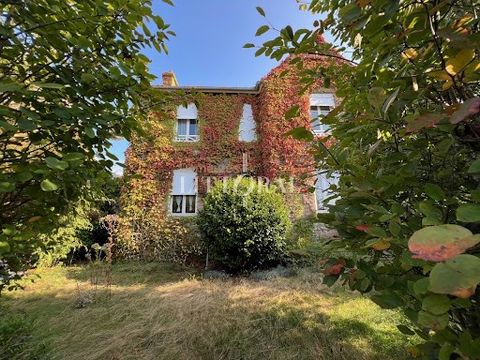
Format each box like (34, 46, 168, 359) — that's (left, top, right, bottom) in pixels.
(238, 104, 257, 142)
(172, 168, 197, 195)
(177, 103, 198, 119)
(310, 93, 335, 107)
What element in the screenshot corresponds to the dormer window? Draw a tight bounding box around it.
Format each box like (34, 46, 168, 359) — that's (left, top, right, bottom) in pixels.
(176, 103, 199, 142)
(310, 94, 335, 134)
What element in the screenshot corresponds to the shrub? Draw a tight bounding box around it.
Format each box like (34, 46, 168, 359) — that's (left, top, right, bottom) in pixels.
(116, 208, 203, 265)
(198, 177, 291, 273)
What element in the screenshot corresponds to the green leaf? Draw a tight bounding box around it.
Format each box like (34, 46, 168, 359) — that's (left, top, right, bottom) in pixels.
(418, 310, 449, 330)
(63, 152, 85, 162)
(397, 324, 415, 335)
(285, 127, 314, 141)
(256, 6, 266, 17)
(0, 241, 10, 254)
(0, 81, 22, 92)
(422, 294, 451, 315)
(285, 105, 300, 120)
(33, 82, 64, 89)
(255, 25, 270, 37)
(429, 254, 480, 298)
(467, 158, 480, 174)
(367, 87, 386, 109)
(0, 181, 15, 193)
(382, 87, 400, 117)
(408, 224, 478, 262)
(413, 278, 430, 297)
(17, 118, 36, 131)
(419, 201, 443, 225)
(371, 292, 403, 309)
(45, 157, 69, 171)
(85, 128, 95, 138)
(439, 343, 455, 360)
(424, 183, 445, 201)
(457, 204, 480, 222)
(243, 43, 255, 49)
(40, 179, 59, 192)
(339, 3, 361, 24)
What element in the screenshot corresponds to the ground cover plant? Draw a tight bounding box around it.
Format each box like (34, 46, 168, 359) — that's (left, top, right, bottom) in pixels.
(0, 262, 419, 360)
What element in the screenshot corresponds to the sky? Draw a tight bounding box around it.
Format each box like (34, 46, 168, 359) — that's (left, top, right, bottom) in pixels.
(111, 0, 322, 175)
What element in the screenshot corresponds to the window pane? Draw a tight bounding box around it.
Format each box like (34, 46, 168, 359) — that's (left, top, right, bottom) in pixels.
(185, 195, 196, 213)
(172, 195, 183, 213)
(177, 119, 188, 136)
(189, 119, 198, 136)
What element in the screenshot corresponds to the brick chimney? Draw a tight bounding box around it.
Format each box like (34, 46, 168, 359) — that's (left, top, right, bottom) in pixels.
(162, 71, 179, 87)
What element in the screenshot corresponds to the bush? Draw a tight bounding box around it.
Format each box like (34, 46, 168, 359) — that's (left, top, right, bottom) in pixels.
(116, 208, 203, 265)
(198, 177, 291, 273)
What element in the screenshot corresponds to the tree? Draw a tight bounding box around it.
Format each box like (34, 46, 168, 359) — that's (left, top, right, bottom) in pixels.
(251, 1, 480, 357)
(0, 0, 174, 293)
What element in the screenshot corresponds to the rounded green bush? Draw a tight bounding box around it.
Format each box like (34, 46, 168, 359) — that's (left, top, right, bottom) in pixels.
(198, 177, 291, 273)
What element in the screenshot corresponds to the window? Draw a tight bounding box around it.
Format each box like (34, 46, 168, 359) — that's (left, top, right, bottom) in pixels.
(238, 104, 257, 142)
(310, 93, 335, 134)
(315, 170, 340, 212)
(176, 103, 199, 142)
(171, 168, 197, 215)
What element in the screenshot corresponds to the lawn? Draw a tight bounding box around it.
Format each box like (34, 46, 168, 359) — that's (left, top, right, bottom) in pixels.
(1, 262, 418, 360)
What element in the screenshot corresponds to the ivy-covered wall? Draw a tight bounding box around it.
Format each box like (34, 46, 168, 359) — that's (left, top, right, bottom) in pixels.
(120, 54, 341, 261)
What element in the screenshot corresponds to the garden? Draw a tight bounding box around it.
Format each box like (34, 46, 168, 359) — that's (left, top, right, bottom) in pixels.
(1, 0, 480, 359)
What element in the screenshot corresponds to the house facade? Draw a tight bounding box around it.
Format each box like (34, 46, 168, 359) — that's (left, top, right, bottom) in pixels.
(123, 54, 340, 228)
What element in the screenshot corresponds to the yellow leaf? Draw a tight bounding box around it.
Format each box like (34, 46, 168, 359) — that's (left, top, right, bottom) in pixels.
(445, 49, 475, 76)
(453, 15, 473, 32)
(401, 48, 418, 60)
(371, 239, 391, 251)
(442, 79, 453, 90)
(427, 70, 450, 81)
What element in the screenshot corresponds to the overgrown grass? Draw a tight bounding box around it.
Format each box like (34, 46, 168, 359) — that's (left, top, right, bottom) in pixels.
(0, 262, 418, 360)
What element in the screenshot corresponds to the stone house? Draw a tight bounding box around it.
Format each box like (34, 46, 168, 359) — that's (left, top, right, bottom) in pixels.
(123, 54, 340, 223)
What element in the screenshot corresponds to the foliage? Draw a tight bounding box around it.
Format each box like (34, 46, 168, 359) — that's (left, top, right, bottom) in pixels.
(0, 0, 173, 293)
(116, 206, 203, 264)
(252, 0, 480, 357)
(0, 305, 49, 360)
(287, 217, 316, 249)
(36, 201, 93, 267)
(0, 263, 419, 360)
(198, 178, 291, 273)
(36, 175, 121, 267)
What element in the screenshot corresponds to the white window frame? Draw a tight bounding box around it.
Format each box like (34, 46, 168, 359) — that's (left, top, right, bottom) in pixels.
(175, 103, 199, 142)
(175, 119, 199, 142)
(310, 93, 335, 135)
(170, 168, 198, 216)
